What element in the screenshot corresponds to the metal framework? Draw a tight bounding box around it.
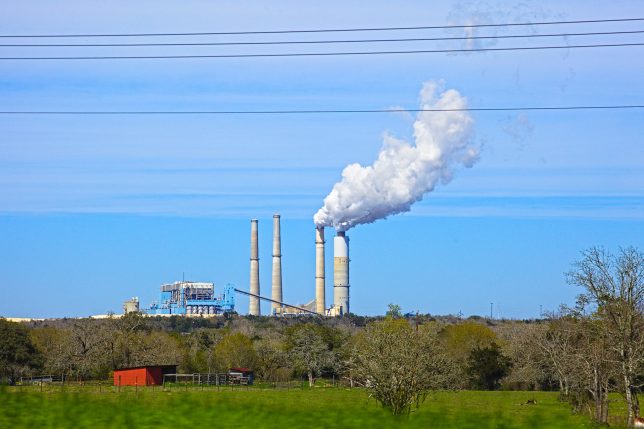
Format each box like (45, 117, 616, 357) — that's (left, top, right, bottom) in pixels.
(162, 373, 250, 386)
(146, 282, 235, 315)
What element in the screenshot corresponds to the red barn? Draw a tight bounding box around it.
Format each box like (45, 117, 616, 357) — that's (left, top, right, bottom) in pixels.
(113, 365, 176, 386)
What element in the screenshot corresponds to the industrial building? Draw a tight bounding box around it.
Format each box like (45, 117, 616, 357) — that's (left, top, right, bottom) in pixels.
(121, 214, 352, 318)
(123, 297, 140, 314)
(146, 281, 235, 316)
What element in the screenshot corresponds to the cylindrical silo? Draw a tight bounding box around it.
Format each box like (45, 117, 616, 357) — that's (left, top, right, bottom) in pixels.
(249, 219, 261, 316)
(271, 214, 283, 315)
(315, 227, 325, 315)
(333, 231, 349, 316)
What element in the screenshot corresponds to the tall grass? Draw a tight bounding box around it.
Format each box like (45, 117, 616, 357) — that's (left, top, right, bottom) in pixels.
(0, 387, 609, 429)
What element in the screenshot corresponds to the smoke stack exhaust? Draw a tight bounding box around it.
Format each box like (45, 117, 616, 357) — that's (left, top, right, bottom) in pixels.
(333, 231, 349, 315)
(315, 227, 325, 314)
(271, 214, 283, 315)
(249, 219, 260, 316)
(313, 81, 477, 232)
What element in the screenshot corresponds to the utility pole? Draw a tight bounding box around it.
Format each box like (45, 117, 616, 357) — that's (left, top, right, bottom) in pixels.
(490, 302, 493, 320)
(539, 305, 543, 319)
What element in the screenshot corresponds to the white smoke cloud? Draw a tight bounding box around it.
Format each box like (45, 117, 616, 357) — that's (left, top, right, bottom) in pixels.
(314, 81, 479, 231)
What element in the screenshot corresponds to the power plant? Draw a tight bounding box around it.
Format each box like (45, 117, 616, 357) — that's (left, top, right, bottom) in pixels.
(124, 214, 352, 318)
(244, 217, 350, 317)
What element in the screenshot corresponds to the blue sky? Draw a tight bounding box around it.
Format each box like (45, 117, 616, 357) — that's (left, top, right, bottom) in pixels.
(1, 0, 643, 318)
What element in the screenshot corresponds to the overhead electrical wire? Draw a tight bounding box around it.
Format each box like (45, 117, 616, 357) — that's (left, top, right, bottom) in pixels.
(1, 105, 642, 115)
(1, 42, 642, 60)
(0, 17, 642, 38)
(0, 29, 642, 48)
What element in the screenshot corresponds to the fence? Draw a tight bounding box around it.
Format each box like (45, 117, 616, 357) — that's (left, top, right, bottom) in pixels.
(163, 373, 250, 386)
(19, 374, 66, 385)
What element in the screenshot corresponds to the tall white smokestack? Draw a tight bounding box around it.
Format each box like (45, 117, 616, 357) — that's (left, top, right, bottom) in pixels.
(271, 214, 283, 315)
(315, 227, 325, 314)
(333, 231, 349, 315)
(249, 219, 260, 316)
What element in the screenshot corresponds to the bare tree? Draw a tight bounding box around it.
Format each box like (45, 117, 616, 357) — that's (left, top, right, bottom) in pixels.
(567, 246, 644, 427)
(351, 319, 453, 415)
(526, 314, 613, 424)
(288, 325, 336, 387)
(572, 317, 613, 424)
(533, 315, 578, 397)
(494, 322, 551, 391)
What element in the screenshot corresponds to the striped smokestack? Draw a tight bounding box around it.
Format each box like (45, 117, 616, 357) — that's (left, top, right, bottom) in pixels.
(315, 226, 325, 314)
(271, 214, 283, 315)
(249, 219, 260, 316)
(333, 231, 349, 316)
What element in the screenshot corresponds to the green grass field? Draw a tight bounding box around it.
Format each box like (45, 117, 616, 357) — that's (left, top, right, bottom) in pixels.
(0, 386, 626, 428)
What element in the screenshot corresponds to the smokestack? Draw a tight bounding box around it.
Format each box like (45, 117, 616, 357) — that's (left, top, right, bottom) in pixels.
(333, 231, 349, 316)
(249, 219, 260, 316)
(315, 227, 325, 314)
(271, 214, 282, 315)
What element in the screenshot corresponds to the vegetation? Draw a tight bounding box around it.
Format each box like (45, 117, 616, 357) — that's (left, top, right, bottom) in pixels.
(350, 318, 452, 415)
(0, 388, 612, 429)
(0, 319, 41, 383)
(287, 324, 338, 387)
(466, 342, 512, 390)
(567, 246, 644, 426)
(1, 245, 642, 426)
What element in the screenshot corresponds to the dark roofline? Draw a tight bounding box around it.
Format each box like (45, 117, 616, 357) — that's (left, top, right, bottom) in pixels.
(114, 365, 177, 371)
(229, 367, 253, 373)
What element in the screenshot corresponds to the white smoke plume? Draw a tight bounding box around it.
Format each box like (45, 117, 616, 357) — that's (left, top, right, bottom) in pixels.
(314, 81, 479, 231)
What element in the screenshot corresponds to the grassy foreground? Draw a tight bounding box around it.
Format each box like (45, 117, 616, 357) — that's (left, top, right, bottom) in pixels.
(1, 387, 606, 429)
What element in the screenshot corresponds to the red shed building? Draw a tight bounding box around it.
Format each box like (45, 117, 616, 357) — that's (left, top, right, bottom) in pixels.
(229, 367, 254, 385)
(113, 365, 176, 386)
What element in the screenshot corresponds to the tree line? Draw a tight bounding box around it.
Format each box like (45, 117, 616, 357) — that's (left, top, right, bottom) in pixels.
(1, 246, 642, 426)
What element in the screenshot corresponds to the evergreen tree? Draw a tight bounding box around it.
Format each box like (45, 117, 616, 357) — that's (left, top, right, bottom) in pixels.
(466, 342, 512, 390)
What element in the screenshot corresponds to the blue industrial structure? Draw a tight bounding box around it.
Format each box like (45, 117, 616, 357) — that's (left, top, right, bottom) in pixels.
(146, 281, 235, 315)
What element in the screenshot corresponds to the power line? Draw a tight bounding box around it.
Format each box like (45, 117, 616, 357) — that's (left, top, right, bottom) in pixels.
(1, 17, 642, 38)
(1, 105, 642, 115)
(1, 29, 642, 48)
(1, 42, 642, 60)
